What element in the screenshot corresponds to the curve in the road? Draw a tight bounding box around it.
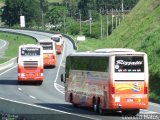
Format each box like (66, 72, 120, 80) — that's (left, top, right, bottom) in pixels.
(0, 28, 159, 120)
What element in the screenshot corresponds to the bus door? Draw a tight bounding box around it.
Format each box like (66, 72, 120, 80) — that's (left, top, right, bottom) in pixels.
(111, 54, 148, 110)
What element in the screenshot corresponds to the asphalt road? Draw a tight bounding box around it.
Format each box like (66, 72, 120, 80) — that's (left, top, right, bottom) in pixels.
(0, 28, 159, 120)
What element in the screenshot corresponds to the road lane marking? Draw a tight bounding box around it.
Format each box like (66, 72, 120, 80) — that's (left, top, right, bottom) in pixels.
(0, 65, 17, 76)
(0, 96, 95, 120)
(18, 88, 22, 91)
(54, 41, 65, 94)
(29, 95, 36, 99)
(0, 40, 7, 49)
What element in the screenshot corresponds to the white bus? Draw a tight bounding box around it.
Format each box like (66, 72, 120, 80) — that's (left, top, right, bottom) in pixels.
(61, 51, 149, 115)
(38, 39, 57, 67)
(18, 44, 44, 84)
(51, 34, 64, 54)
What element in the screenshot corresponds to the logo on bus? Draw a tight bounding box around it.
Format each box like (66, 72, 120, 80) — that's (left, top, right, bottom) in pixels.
(116, 60, 143, 66)
(132, 82, 141, 92)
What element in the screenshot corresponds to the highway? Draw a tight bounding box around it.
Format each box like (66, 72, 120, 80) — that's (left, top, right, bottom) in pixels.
(0, 28, 159, 120)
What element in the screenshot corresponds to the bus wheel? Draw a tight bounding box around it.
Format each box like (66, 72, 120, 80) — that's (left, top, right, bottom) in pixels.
(70, 94, 77, 107)
(93, 98, 98, 112)
(131, 109, 140, 116)
(97, 100, 104, 115)
(18, 81, 23, 85)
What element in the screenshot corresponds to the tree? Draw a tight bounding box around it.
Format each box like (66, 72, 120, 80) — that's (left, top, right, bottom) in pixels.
(1, 0, 42, 27)
(46, 6, 68, 31)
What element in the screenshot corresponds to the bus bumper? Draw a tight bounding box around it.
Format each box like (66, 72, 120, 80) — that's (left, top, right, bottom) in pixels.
(44, 59, 56, 66)
(18, 74, 43, 81)
(110, 102, 148, 110)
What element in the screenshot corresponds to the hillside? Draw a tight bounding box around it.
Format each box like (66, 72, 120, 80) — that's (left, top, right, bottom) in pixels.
(78, 0, 160, 101)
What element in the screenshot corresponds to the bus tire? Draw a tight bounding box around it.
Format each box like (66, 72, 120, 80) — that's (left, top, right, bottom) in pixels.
(70, 93, 77, 107)
(18, 81, 23, 85)
(93, 98, 98, 113)
(97, 99, 104, 115)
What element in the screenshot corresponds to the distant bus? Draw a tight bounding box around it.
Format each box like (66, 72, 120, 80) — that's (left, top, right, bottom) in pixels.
(61, 51, 149, 115)
(51, 34, 64, 54)
(18, 44, 44, 84)
(38, 39, 57, 67)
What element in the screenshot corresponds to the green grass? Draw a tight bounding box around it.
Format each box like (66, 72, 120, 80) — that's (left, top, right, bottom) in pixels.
(77, 0, 160, 101)
(0, 32, 36, 63)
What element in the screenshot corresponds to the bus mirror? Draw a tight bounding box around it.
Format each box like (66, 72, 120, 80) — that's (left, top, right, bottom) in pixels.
(61, 74, 64, 82)
(17, 57, 18, 63)
(61, 74, 66, 83)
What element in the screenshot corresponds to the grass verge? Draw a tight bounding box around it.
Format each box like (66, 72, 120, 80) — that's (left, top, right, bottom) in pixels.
(0, 32, 36, 63)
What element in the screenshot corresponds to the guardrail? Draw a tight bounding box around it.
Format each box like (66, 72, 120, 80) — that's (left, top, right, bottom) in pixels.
(0, 27, 77, 70)
(0, 27, 77, 50)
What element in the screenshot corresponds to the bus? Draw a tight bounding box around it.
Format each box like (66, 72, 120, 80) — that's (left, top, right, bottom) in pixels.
(38, 39, 57, 67)
(51, 34, 64, 54)
(61, 51, 149, 115)
(94, 48, 135, 53)
(18, 44, 44, 84)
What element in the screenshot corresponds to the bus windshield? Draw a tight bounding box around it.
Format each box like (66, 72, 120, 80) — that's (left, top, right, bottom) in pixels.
(40, 42, 53, 50)
(115, 56, 144, 72)
(51, 37, 60, 42)
(21, 47, 40, 56)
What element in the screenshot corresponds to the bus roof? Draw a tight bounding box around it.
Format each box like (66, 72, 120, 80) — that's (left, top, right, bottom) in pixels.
(51, 34, 62, 38)
(94, 48, 135, 53)
(69, 51, 146, 57)
(38, 39, 54, 43)
(19, 44, 42, 48)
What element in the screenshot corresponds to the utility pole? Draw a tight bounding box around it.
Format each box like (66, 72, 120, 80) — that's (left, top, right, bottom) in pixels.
(100, 9, 103, 39)
(111, 8, 114, 31)
(89, 10, 92, 34)
(122, 0, 124, 19)
(106, 9, 108, 38)
(116, 9, 118, 29)
(79, 10, 82, 35)
(41, 11, 44, 30)
(63, 12, 66, 33)
(118, 9, 121, 25)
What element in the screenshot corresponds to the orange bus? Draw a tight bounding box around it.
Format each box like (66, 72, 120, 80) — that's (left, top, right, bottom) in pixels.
(18, 44, 44, 84)
(39, 39, 57, 67)
(51, 34, 64, 54)
(61, 50, 149, 115)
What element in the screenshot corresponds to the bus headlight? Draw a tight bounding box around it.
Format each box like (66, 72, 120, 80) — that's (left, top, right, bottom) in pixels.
(21, 73, 25, 77)
(41, 73, 43, 76)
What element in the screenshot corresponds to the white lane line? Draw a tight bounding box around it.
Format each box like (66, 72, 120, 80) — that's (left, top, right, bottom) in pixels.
(29, 95, 36, 99)
(54, 83, 64, 94)
(0, 96, 95, 120)
(56, 83, 64, 88)
(59, 106, 72, 111)
(54, 42, 65, 94)
(0, 40, 7, 49)
(0, 65, 17, 76)
(18, 88, 22, 91)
